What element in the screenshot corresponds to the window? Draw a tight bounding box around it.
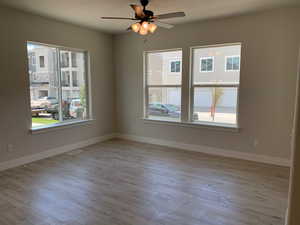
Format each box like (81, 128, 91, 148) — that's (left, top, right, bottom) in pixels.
(170, 60, 181, 73)
(26, 42, 89, 129)
(61, 71, 70, 87)
(200, 57, 213, 72)
(226, 56, 240, 71)
(61, 52, 69, 68)
(72, 71, 79, 87)
(71, 52, 77, 68)
(143, 44, 241, 128)
(144, 50, 182, 121)
(39, 90, 48, 98)
(39, 56, 45, 68)
(191, 44, 241, 126)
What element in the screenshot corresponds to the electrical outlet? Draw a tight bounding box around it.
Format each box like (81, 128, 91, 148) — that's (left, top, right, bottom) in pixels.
(7, 144, 14, 152)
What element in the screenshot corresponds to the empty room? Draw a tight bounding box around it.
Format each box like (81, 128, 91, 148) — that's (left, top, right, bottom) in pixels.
(0, 0, 300, 224)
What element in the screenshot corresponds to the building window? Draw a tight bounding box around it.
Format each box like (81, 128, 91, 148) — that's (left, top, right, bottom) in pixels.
(191, 44, 241, 126)
(26, 42, 89, 129)
(39, 90, 48, 98)
(71, 52, 77, 68)
(170, 60, 181, 73)
(61, 71, 70, 87)
(226, 56, 240, 71)
(61, 52, 69, 68)
(39, 56, 45, 68)
(144, 50, 182, 122)
(200, 57, 214, 72)
(72, 71, 79, 87)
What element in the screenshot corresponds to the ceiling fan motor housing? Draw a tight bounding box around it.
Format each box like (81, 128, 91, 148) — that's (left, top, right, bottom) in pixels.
(144, 10, 154, 18)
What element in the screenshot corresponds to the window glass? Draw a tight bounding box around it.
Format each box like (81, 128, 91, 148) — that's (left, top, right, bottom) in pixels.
(39, 56, 45, 68)
(27, 43, 59, 127)
(61, 52, 69, 68)
(61, 71, 70, 87)
(147, 51, 182, 85)
(147, 87, 181, 121)
(60, 51, 87, 121)
(71, 52, 77, 68)
(194, 45, 241, 85)
(72, 71, 79, 87)
(170, 61, 181, 73)
(226, 56, 240, 71)
(145, 50, 182, 121)
(200, 57, 213, 72)
(193, 87, 238, 124)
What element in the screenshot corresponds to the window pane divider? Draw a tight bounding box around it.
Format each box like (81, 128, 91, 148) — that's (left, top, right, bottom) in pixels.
(192, 84, 239, 88)
(147, 84, 181, 88)
(56, 48, 63, 122)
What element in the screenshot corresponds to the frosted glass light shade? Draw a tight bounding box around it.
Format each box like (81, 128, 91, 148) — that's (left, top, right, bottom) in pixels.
(131, 23, 141, 32)
(139, 26, 148, 35)
(148, 23, 157, 33)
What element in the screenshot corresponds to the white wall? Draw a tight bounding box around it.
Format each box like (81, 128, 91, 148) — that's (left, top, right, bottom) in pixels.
(0, 6, 116, 163)
(114, 7, 300, 160)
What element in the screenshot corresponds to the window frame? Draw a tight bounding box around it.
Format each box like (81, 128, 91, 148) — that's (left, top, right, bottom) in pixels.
(190, 43, 241, 128)
(225, 55, 240, 72)
(143, 48, 183, 122)
(25, 41, 92, 131)
(199, 56, 214, 73)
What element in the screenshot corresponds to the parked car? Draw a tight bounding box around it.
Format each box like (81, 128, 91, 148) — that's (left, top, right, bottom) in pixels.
(69, 99, 85, 119)
(148, 103, 180, 118)
(31, 96, 58, 109)
(46, 100, 71, 120)
(148, 103, 200, 120)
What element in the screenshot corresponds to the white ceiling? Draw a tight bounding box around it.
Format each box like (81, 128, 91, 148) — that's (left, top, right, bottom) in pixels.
(0, 0, 298, 34)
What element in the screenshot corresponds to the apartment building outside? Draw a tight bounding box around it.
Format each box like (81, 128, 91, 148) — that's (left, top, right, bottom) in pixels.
(28, 46, 85, 102)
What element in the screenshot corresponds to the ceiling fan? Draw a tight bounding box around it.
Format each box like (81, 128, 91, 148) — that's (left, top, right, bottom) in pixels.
(101, 0, 186, 35)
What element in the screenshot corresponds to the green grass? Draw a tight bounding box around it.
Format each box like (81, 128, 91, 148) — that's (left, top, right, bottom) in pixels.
(32, 117, 58, 125)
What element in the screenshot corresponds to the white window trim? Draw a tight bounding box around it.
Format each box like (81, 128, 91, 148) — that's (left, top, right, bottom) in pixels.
(25, 41, 92, 132)
(225, 55, 240, 72)
(169, 59, 181, 74)
(143, 49, 183, 122)
(199, 56, 214, 73)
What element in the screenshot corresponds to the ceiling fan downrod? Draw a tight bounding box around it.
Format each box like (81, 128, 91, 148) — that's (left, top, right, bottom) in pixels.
(140, 0, 149, 8)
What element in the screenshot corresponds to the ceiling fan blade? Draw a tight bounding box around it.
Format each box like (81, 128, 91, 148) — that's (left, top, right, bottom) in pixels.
(154, 12, 186, 20)
(155, 21, 174, 29)
(130, 4, 145, 18)
(101, 17, 137, 20)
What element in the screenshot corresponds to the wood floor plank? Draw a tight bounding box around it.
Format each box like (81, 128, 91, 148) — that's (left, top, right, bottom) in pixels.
(0, 139, 290, 225)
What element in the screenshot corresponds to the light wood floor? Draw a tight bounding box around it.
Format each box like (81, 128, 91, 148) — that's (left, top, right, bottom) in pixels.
(0, 139, 290, 225)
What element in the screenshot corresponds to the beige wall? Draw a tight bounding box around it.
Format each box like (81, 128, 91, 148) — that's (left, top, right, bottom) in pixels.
(114, 7, 300, 160)
(0, 6, 116, 163)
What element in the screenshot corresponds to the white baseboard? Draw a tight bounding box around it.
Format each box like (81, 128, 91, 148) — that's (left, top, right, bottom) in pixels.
(117, 133, 291, 167)
(0, 133, 117, 172)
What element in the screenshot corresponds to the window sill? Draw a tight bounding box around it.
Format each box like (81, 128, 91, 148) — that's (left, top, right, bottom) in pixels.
(142, 118, 240, 132)
(30, 119, 95, 134)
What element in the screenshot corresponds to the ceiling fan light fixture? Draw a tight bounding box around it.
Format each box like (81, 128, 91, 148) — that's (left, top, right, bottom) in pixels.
(139, 26, 148, 35)
(131, 23, 141, 32)
(141, 21, 149, 29)
(148, 23, 157, 33)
